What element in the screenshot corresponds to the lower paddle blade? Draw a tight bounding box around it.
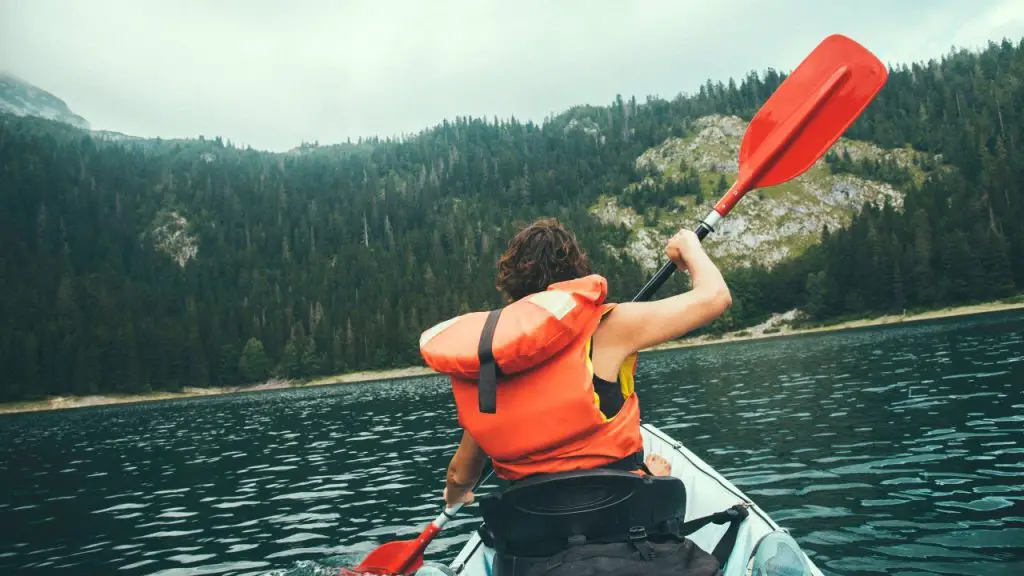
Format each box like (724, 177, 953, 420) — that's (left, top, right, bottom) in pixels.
(340, 482, 480, 575)
(716, 34, 887, 216)
(345, 539, 424, 575)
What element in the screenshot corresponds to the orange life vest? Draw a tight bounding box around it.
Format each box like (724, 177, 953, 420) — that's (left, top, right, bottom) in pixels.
(419, 274, 644, 481)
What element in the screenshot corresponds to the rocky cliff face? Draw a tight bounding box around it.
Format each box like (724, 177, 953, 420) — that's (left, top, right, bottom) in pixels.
(591, 114, 930, 271)
(148, 210, 199, 268)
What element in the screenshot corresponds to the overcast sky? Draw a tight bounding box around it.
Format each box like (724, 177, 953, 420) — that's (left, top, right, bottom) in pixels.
(3, 0, 1022, 152)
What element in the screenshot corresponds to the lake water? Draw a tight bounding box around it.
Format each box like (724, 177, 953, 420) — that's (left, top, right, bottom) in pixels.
(1, 311, 1022, 576)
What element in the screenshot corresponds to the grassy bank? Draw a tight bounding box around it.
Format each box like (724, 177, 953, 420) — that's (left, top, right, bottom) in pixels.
(3, 298, 1022, 415)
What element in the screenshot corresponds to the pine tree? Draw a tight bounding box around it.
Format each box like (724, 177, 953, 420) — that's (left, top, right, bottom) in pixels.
(910, 209, 936, 306)
(239, 338, 271, 383)
(984, 230, 1017, 298)
(280, 337, 303, 378)
(804, 271, 828, 319)
(301, 338, 324, 377)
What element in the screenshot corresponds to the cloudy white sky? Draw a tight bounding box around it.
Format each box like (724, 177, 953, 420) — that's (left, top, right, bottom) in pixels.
(3, 0, 1023, 151)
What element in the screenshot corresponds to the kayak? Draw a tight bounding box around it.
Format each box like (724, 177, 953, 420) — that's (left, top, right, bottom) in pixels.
(443, 421, 824, 576)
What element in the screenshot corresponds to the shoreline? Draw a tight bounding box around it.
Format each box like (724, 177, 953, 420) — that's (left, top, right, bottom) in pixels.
(645, 298, 1024, 352)
(0, 366, 441, 416)
(2, 299, 1022, 416)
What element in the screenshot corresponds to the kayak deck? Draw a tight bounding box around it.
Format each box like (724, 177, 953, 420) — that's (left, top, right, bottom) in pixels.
(447, 422, 823, 576)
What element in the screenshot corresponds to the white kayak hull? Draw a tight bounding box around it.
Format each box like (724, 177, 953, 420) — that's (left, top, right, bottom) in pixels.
(447, 422, 823, 576)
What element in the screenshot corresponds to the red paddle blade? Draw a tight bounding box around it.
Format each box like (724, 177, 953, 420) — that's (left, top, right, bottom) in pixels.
(343, 539, 424, 575)
(715, 34, 888, 216)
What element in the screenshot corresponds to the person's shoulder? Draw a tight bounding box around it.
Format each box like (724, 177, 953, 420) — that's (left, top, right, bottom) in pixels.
(593, 301, 642, 338)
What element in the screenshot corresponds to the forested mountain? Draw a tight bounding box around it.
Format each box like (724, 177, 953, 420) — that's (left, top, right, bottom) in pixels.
(2, 38, 1022, 401)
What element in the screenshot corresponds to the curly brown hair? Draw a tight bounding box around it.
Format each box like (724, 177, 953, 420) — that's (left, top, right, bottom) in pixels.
(496, 218, 593, 302)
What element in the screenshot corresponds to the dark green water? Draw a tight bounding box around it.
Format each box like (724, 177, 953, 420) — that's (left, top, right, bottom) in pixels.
(2, 311, 1022, 576)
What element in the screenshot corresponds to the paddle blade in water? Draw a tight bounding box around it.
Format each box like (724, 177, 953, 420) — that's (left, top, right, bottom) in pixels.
(341, 539, 425, 575)
(714, 34, 888, 217)
(337, 478, 483, 576)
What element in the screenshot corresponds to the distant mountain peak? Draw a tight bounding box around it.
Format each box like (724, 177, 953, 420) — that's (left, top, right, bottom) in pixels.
(0, 72, 91, 130)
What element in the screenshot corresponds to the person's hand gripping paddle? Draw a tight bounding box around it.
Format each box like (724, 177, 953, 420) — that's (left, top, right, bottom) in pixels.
(338, 32, 888, 576)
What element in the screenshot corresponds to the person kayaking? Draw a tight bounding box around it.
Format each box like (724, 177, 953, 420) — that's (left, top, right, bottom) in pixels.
(418, 217, 733, 575)
(428, 217, 730, 500)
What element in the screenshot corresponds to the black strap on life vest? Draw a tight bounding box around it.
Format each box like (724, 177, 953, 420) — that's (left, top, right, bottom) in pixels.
(477, 308, 504, 414)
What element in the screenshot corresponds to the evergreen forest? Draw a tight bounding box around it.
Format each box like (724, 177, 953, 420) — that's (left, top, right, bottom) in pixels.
(1, 39, 1022, 401)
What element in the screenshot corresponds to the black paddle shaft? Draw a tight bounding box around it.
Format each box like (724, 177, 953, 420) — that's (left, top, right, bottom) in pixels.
(631, 220, 715, 303)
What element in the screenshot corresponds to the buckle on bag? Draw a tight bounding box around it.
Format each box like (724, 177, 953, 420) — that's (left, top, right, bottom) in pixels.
(627, 526, 654, 560)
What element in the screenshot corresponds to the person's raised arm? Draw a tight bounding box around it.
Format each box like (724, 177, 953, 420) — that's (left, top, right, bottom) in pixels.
(592, 229, 732, 359)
